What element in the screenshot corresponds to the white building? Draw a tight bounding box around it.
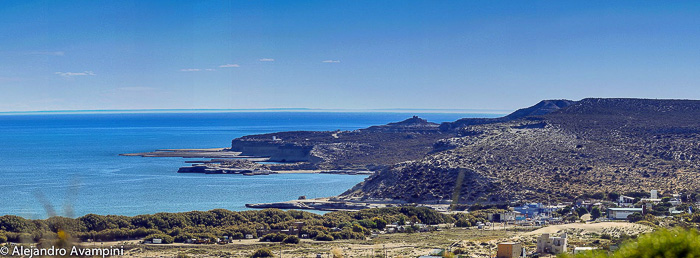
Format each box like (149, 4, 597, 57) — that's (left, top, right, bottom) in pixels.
(488, 211, 520, 222)
(670, 194, 683, 206)
(608, 208, 643, 220)
(618, 195, 636, 207)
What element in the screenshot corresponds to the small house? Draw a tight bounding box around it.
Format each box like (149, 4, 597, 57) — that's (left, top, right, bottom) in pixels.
(497, 242, 525, 258)
(607, 208, 643, 220)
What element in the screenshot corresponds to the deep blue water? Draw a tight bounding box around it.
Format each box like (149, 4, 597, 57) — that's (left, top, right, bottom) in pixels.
(0, 112, 497, 219)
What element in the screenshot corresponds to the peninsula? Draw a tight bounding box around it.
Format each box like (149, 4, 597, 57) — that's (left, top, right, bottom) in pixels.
(122, 98, 700, 211)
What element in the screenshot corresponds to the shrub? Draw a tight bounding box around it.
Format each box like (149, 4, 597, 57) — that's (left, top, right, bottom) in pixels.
(331, 248, 344, 258)
(635, 220, 657, 228)
(260, 233, 286, 242)
(372, 217, 387, 229)
(454, 218, 471, 227)
(230, 232, 244, 239)
(590, 207, 602, 220)
(626, 212, 644, 222)
(564, 214, 579, 222)
(250, 248, 274, 258)
(282, 235, 299, 244)
(315, 232, 334, 241)
(575, 207, 589, 217)
(453, 248, 467, 255)
(355, 219, 376, 229)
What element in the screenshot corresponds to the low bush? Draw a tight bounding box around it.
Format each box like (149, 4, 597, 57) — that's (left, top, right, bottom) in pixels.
(282, 235, 299, 244)
(250, 248, 274, 257)
(315, 232, 334, 241)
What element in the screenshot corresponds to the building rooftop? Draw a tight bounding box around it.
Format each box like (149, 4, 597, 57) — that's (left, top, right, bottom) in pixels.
(608, 208, 643, 211)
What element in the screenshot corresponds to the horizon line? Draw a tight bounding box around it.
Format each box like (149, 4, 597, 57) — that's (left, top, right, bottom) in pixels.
(0, 108, 512, 116)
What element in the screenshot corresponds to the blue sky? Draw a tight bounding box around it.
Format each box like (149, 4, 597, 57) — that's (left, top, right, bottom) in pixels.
(1, 1, 700, 112)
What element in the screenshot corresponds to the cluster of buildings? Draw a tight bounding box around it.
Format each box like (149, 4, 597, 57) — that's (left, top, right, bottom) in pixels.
(256, 221, 306, 238)
(608, 190, 688, 219)
(487, 203, 566, 227)
(487, 190, 691, 224)
(483, 189, 695, 257)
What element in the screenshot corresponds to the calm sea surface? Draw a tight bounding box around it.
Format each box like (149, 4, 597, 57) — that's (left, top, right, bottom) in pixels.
(0, 112, 497, 218)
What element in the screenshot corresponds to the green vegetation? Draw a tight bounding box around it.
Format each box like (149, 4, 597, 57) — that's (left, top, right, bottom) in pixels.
(0, 207, 466, 243)
(314, 232, 334, 241)
(561, 228, 700, 258)
(260, 233, 287, 242)
(590, 207, 602, 221)
(282, 235, 299, 244)
(250, 248, 274, 257)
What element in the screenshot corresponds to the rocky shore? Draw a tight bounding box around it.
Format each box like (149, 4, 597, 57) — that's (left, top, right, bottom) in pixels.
(177, 161, 375, 176)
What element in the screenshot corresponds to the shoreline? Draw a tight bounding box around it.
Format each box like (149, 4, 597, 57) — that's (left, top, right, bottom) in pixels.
(244, 197, 447, 212)
(120, 148, 258, 159)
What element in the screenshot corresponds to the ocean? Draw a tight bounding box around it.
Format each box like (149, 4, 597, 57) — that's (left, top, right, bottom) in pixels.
(0, 112, 498, 219)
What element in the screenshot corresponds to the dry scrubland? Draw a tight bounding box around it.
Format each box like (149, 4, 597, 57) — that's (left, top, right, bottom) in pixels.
(120, 222, 651, 257)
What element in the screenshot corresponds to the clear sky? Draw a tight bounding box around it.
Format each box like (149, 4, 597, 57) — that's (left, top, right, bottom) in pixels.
(1, 1, 700, 112)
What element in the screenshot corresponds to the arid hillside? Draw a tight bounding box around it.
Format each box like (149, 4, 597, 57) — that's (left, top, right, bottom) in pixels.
(341, 98, 700, 204)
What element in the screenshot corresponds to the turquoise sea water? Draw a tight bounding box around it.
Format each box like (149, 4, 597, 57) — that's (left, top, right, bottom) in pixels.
(0, 112, 497, 218)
